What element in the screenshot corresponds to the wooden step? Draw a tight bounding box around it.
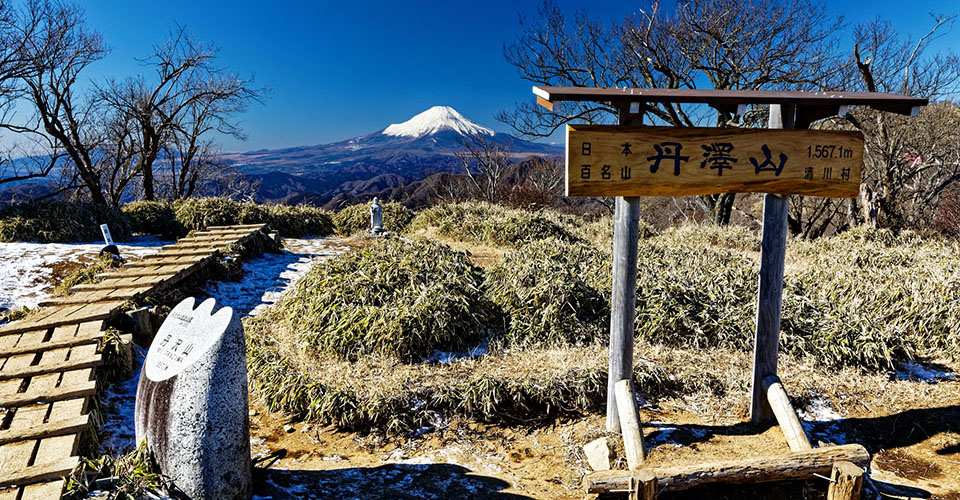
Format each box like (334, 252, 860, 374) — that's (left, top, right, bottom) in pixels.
(0, 415, 90, 445)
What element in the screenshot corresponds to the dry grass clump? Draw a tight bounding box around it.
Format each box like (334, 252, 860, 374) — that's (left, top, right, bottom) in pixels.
(332, 201, 414, 235)
(56, 255, 122, 295)
(246, 330, 698, 433)
(122, 198, 334, 238)
(485, 238, 611, 347)
(249, 237, 495, 362)
(407, 201, 580, 247)
(0, 201, 131, 243)
(64, 441, 168, 500)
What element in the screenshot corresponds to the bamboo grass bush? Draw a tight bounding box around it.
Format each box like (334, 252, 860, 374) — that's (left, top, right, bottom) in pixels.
(332, 201, 414, 235)
(0, 201, 131, 243)
(485, 238, 611, 347)
(407, 201, 580, 247)
(249, 237, 495, 362)
(123, 197, 334, 238)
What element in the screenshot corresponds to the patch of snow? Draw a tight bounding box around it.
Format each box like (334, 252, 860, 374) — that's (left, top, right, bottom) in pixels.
(0, 236, 171, 311)
(204, 237, 347, 317)
(895, 361, 956, 383)
(423, 335, 489, 364)
(99, 346, 146, 454)
(797, 394, 848, 445)
(383, 106, 494, 138)
(645, 422, 682, 448)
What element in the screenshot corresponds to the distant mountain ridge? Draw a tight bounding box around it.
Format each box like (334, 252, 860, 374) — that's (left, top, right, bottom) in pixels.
(223, 106, 561, 206)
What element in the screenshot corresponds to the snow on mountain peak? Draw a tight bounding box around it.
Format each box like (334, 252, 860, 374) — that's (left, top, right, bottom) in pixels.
(383, 106, 494, 138)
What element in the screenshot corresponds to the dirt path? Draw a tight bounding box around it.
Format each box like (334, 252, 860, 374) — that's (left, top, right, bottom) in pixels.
(249, 375, 960, 500)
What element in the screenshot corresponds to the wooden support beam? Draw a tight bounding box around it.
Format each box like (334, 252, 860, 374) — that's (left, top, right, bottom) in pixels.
(0, 415, 90, 445)
(763, 375, 812, 451)
(614, 380, 646, 469)
(606, 106, 644, 433)
(584, 444, 870, 494)
(827, 461, 864, 500)
(750, 103, 794, 424)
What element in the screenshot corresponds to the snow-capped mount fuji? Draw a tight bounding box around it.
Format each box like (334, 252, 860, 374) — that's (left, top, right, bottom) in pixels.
(383, 106, 494, 137)
(223, 106, 561, 206)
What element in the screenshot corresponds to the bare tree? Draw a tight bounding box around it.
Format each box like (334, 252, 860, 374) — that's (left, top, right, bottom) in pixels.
(99, 26, 263, 201)
(837, 16, 960, 232)
(454, 134, 512, 202)
(15, 0, 109, 203)
(499, 0, 845, 224)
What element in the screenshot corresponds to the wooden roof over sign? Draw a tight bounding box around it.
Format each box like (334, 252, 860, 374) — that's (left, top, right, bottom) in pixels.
(532, 86, 928, 116)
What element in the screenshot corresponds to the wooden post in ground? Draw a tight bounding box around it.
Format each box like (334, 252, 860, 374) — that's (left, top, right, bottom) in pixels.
(827, 461, 864, 500)
(750, 104, 794, 424)
(607, 106, 642, 433)
(614, 379, 647, 469)
(763, 375, 812, 451)
(630, 470, 657, 500)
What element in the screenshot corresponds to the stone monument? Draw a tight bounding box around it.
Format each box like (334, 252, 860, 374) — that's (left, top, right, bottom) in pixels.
(135, 297, 251, 500)
(369, 197, 384, 235)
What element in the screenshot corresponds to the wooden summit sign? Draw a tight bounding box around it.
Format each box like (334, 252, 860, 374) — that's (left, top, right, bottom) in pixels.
(566, 125, 863, 198)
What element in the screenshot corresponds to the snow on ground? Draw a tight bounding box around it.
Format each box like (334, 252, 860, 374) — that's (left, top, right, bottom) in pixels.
(0, 236, 170, 311)
(98, 346, 146, 454)
(797, 394, 849, 445)
(203, 237, 348, 317)
(895, 361, 957, 383)
(97, 237, 348, 455)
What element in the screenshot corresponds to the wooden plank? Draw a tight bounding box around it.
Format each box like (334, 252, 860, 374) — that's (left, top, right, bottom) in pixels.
(751, 105, 793, 424)
(0, 415, 89, 445)
(125, 255, 208, 267)
(204, 223, 266, 230)
(827, 461, 864, 500)
(96, 264, 192, 279)
(40, 288, 143, 306)
(19, 481, 67, 500)
(763, 375, 812, 451)
(0, 346, 102, 381)
(584, 444, 871, 494)
(607, 196, 640, 433)
(0, 370, 96, 408)
(0, 303, 119, 336)
(0, 331, 104, 357)
(0, 403, 49, 487)
(533, 86, 927, 115)
(565, 125, 863, 198)
(152, 249, 221, 257)
(0, 456, 78, 487)
(614, 379, 646, 469)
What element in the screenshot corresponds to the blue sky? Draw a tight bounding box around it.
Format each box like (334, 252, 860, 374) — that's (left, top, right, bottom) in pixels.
(80, 1, 960, 152)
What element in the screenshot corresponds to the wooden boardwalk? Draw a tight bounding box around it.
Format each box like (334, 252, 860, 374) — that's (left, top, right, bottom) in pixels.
(0, 224, 270, 500)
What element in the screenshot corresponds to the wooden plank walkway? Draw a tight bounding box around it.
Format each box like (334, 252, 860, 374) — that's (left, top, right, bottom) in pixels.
(0, 224, 269, 499)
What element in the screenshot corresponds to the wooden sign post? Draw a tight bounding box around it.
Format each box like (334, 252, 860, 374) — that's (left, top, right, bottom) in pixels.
(537, 85, 924, 495)
(564, 107, 866, 431)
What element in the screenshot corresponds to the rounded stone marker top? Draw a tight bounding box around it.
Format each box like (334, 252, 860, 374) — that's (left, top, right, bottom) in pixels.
(144, 297, 234, 382)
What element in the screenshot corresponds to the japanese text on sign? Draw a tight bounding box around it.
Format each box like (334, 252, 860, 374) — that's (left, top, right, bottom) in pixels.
(566, 125, 864, 198)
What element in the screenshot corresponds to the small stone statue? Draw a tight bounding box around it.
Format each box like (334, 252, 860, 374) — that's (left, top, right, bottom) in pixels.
(370, 197, 384, 235)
